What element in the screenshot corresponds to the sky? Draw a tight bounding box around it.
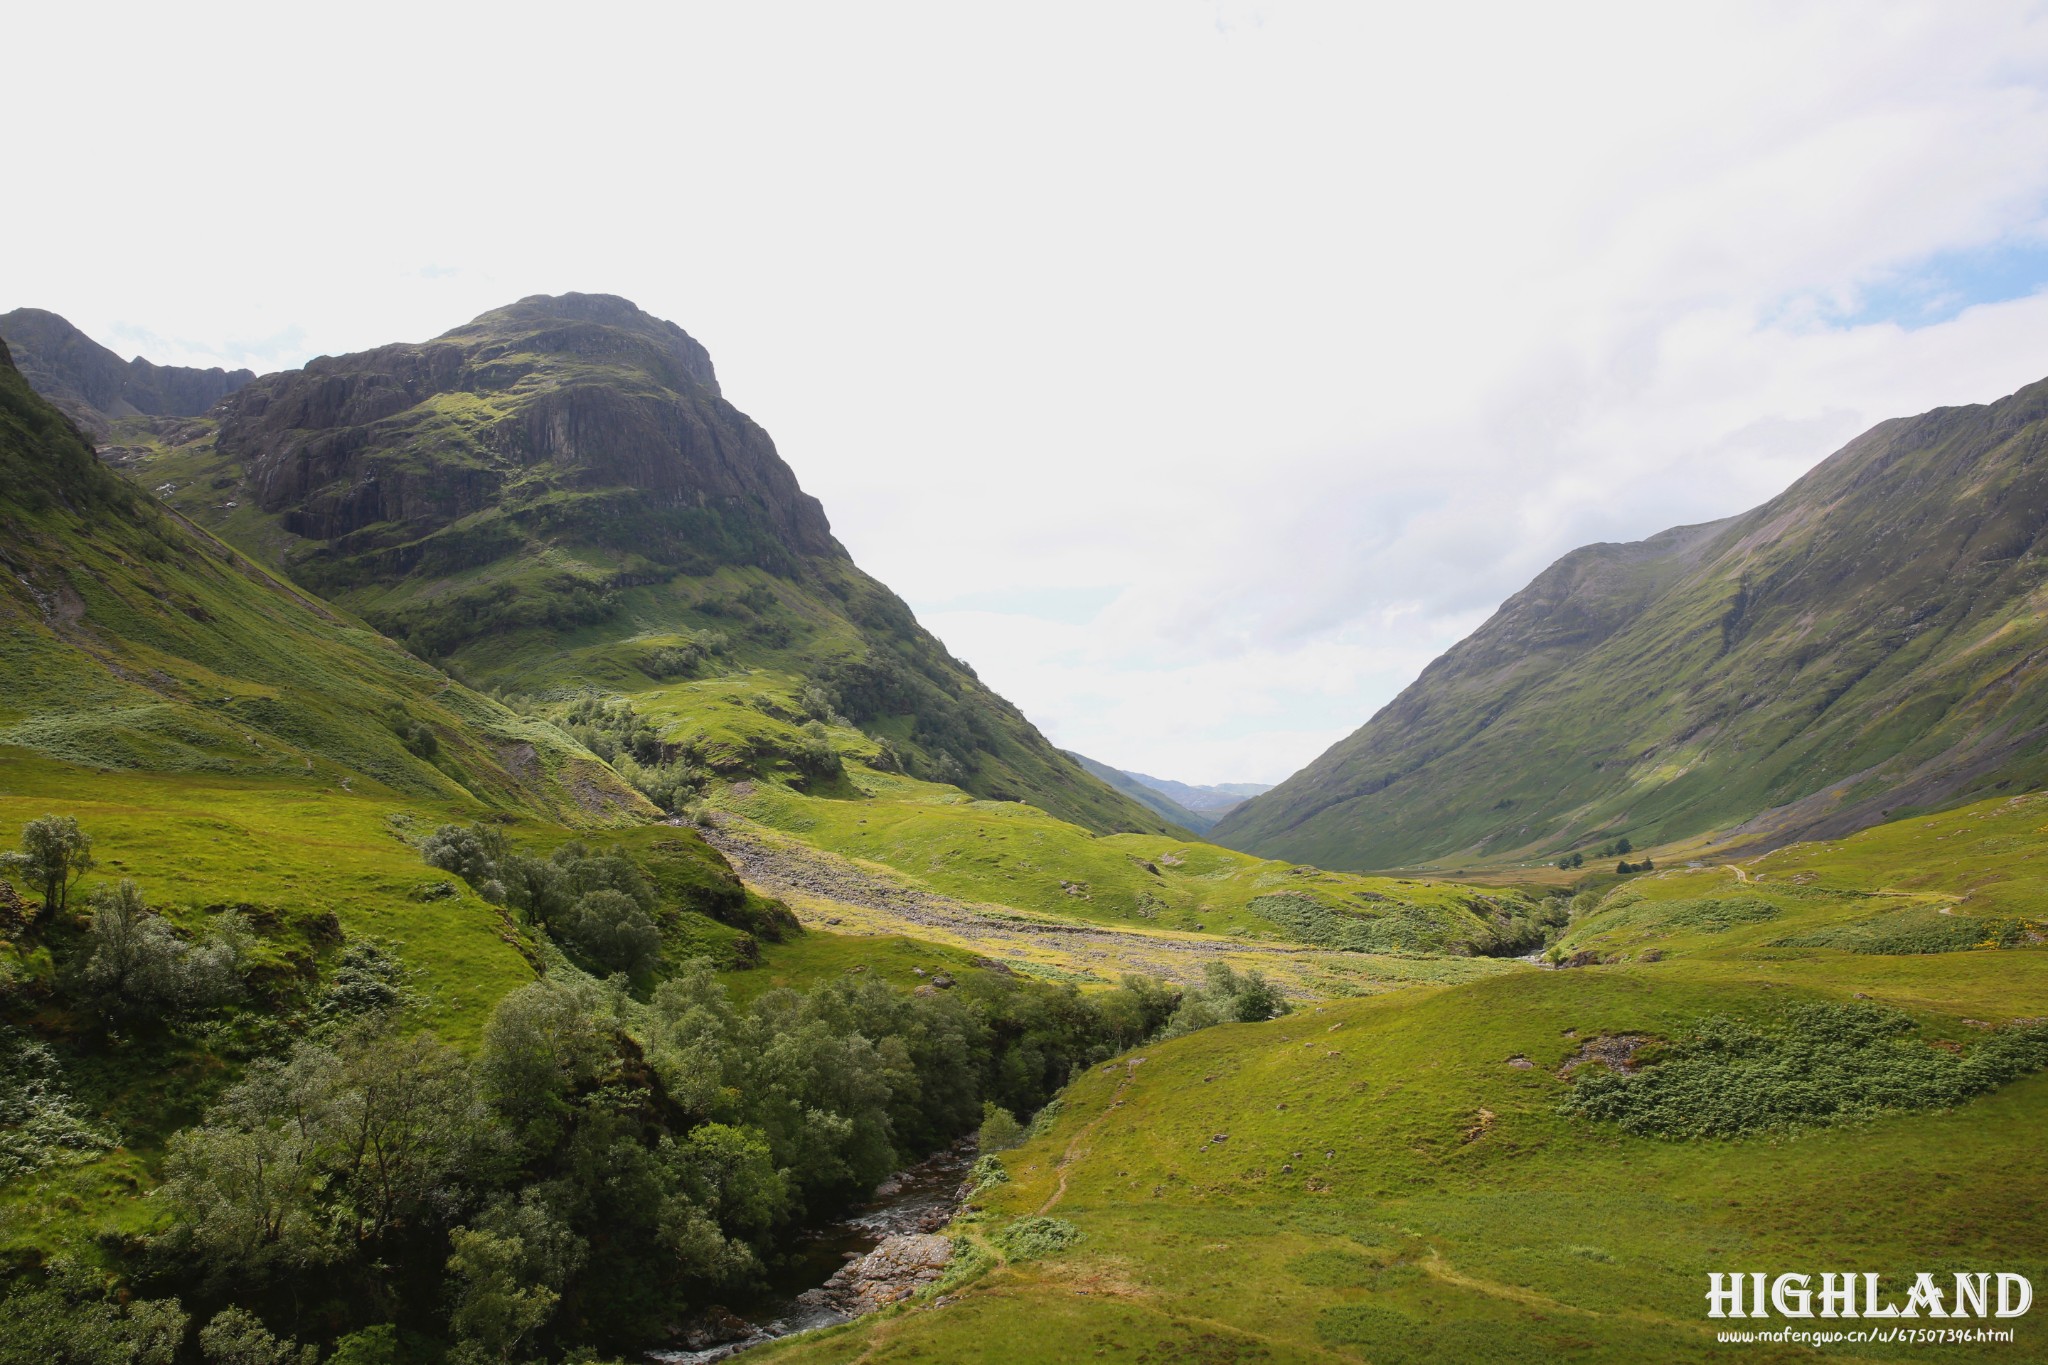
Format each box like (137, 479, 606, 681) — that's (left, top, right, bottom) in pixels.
(13, 2, 2048, 784)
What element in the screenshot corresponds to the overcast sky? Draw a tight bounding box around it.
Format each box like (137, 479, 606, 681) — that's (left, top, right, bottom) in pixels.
(14, 2, 2048, 783)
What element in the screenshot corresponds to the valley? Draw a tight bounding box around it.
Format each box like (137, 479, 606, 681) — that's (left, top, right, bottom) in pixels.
(1, 300, 2045, 1364)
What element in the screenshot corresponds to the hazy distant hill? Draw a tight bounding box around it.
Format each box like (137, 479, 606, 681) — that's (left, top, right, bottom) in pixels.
(1125, 769, 1271, 815)
(0, 306, 253, 440)
(1219, 375, 2048, 869)
(1064, 751, 1207, 831)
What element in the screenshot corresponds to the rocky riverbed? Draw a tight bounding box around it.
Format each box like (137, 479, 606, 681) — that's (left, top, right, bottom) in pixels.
(649, 1139, 976, 1363)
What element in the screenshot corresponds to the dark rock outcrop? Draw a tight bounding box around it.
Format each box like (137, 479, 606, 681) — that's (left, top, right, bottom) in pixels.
(212, 292, 836, 562)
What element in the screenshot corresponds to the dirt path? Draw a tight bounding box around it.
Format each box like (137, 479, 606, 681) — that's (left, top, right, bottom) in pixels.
(1037, 1061, 1143, 1215)
(699, 817, 1523, 998)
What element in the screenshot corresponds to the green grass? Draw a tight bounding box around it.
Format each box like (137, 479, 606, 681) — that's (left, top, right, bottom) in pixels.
(754, 799, 2048, 1364)
(715, 759, 1533, 953)
(760, 967, 2048, 1363)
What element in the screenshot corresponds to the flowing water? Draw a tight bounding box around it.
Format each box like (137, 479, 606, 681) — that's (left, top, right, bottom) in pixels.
(649, 1138, 976, 1363)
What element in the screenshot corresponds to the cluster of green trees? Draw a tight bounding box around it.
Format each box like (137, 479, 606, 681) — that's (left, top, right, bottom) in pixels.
(1556, 836, 1639, 872)
(422, 825, 669, 976)
(0, 813, 1278, 1362)
(1615, 857, 1655, 875)
(642, 630, 731, 681)
(16, 952, 1182, 1360)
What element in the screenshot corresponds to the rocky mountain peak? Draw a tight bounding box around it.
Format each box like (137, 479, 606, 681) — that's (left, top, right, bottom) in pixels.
(0, 306, 256, 439)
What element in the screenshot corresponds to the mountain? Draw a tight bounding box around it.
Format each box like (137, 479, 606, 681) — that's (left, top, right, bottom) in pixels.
(1063, 751, 1207, 831)
(76, 294, 1173, 836)
(1063, 754, 1273, 833)
(0, 307, 254, 440)
(1218, 374, 2048, 869)
(1123, 769, 1271, 815)
(0, 333, 637, 819)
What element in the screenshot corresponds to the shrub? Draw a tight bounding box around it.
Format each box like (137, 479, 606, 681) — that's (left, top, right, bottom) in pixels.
(1162, 961, 1289, 1036)
(992, 1215, 1081, 1261)
(963, 1154, 1010, 1197)
(81, 881, 249, 1018)
(0, 1024, 117, 1178)
(977, 1102, 1023, 1153)
(563, 890, 662, 975)
(317, 942, 412, 1021)
(1562, 1002, 2048, 1139)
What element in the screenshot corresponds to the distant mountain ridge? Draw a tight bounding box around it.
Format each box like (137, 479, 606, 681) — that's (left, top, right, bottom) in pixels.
(0, 307, 254, 439)
(1218, 374, 2048, 869)
(1064, 753, 1271, 834)
(1125, 769, 1271, 814)
(45, 295, 1173, 837)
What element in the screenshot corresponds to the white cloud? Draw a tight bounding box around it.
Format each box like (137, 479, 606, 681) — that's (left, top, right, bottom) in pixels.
(11, 1, 2048, 784)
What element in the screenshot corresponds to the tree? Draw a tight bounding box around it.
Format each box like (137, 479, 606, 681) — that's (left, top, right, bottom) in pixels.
(1616, 836, 1633, 854)
(5, 815, 94, 915)
(563, 889, 662, 975)
(977, 1101, 1023, 1153)
(197, 1308, 317, 1365)
(477, 980, 613, 1144)
(444, 1227, 558, 1365)
(82, 882, 249, 1018)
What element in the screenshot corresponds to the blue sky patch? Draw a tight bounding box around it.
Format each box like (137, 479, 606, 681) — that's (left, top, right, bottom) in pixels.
(1811, 235, 2048, 330)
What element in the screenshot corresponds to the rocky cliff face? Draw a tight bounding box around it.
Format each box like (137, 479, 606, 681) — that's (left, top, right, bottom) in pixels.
(77, 293, 1172, 837)
(0, 307, 254, 438)
(1218, 376, 2048, 869)
(215, 292, 835, 569)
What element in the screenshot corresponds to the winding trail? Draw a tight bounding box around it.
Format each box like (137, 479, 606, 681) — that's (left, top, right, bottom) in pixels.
(1037, 1061, 1143, 1215)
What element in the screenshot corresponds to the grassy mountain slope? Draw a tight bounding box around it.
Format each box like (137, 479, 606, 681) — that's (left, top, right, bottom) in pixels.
(101, 294, 1173, 838)
(0, 336, 636, 820)
(1220, 376, 2048, 870)
(1064, 751, 1208, 832)
(763, 802, 2048, 1363)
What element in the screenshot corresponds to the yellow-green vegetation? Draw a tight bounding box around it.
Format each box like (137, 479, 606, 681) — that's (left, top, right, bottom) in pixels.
(718, 750, 1548, 953)
(757, 802, 2048, 1363)
(1553, 792, 2048, 967)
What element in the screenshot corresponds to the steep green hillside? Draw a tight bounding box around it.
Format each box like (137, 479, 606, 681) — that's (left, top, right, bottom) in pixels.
(103, 294, 1173, 838)
(0, 336, 633, 820)
(764, 804, 2048, 1364)
(1066, 751, 1209, 832)
(1221, 376, 2048, 870)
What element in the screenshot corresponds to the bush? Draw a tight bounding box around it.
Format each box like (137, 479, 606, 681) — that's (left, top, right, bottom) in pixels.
(976, 1102, 1023, 1153)
(0, 1024, 117, 1178)
(1162, 962, 1290, 1036)
(563, 890, 662, 975)
(992, 1215, 1081, 1261)
(81, 881, 249, 1018)
(1562, 1002, 2048, 1139)
(963, 1154, 1010, 1197)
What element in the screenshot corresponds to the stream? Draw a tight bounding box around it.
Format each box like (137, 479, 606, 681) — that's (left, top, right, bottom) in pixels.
(648, 1138, 977, 1363)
